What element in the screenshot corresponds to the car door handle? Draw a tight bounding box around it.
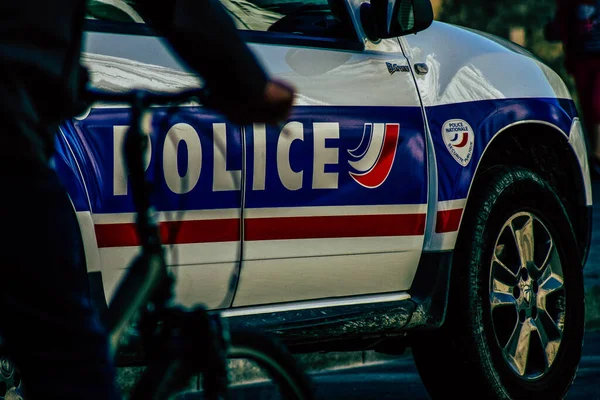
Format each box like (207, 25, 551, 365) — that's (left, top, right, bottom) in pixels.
(414, 63, 429, 75)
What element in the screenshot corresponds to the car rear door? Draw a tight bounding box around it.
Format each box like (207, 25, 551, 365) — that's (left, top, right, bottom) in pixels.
(229, 0, 430, 306)
(75, 1, 244, 309)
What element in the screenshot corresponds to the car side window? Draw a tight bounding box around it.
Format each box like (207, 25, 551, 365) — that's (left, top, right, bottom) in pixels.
(86, 0, 144, 24)
(220, 0, 358, 42)
(85, 0, 358, 43)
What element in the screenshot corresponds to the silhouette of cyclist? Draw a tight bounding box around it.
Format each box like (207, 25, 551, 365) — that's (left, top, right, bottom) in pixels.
(0, 1, 295, 398)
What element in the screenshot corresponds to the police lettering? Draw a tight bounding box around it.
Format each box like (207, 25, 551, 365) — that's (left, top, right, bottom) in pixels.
(113, 121, 341, 196)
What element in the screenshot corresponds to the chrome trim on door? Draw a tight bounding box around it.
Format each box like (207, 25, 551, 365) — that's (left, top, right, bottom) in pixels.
(220, 292, 411, 318)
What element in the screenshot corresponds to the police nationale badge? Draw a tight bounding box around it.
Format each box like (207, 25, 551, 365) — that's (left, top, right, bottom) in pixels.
(442, 119, 474, 167)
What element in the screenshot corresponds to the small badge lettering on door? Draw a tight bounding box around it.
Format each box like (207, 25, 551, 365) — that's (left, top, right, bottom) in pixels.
(386, 62, 410, 75)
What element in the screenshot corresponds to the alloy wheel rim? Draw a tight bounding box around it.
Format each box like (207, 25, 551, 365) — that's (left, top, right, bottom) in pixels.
(489, 212, 566, 381)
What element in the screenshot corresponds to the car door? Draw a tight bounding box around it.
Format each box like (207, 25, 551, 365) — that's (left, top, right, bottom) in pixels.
(74, 1, 244, 309)
(229, 0, 430, 306)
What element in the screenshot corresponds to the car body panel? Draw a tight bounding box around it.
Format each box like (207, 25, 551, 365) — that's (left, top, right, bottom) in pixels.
(58, 1, 591, 348)
(235, 40, 428, 306)
(64, 40, 242, 309)
(399, 21, 587, 253)
(569, 118, 593, 207)
(74, 20, 430, 309)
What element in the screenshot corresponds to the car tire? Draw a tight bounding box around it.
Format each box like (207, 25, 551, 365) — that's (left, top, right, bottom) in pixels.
(411, 166, 585, 399)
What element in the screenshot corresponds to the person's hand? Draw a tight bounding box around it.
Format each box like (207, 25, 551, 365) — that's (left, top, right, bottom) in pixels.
(259, 79, 296, 124)
(205, 79, 296, 125)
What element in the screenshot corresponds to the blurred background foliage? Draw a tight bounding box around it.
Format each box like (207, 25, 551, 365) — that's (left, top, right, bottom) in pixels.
(432, 0, 577, 104)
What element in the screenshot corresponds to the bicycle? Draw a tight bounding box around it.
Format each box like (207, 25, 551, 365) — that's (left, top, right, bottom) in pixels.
(79, 86, 316, 400)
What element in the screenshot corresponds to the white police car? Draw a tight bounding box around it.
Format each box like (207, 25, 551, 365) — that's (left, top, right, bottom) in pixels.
(56, 0, 593, 398)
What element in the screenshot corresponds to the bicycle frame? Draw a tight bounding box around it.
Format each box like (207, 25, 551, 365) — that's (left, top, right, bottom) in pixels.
(84, 87, 240, 399)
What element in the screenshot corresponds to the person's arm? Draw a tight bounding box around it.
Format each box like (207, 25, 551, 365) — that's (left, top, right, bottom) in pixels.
(135, 0, 294, 124)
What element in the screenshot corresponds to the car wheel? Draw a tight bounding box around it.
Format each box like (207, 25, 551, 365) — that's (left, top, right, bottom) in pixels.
(411, 166, 585, 399)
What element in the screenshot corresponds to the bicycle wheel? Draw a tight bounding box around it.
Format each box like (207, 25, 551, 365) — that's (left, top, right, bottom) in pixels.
(130, 328, 316, 400)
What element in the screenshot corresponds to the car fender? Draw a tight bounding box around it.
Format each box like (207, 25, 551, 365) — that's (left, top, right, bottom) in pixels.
(400, 22, 589, 252)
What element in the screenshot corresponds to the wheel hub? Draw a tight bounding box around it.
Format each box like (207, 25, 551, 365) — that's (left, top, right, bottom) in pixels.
(516, 269, 537, 316)
(489, 212, 567, 381)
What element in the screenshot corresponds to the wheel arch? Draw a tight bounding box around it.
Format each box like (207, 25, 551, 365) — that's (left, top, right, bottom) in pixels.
(461, 120, 591, 264)
(411, 99, 590, 330)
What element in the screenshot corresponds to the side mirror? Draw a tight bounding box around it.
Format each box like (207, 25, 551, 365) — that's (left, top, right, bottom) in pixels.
(361, 0, 433, 41)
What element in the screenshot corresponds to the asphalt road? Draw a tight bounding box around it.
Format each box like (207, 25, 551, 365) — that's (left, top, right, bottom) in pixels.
(178, 331, 600, 399)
